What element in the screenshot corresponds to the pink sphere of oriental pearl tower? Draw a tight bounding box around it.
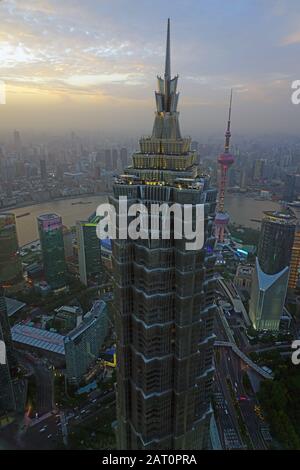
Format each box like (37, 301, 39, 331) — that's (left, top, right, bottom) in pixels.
(215, 89, 235, 243)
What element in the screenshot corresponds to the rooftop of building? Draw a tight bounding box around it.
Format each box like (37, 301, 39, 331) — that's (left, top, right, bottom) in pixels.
(64, 300, 107, 343)
(77, 215, 101, 226)
(37, 213, 61, 221)
(255, 257, 289, 290)
(11, 323, 65, 355)
(263, 210, 296, 223)
(55, 305, 82, 315)
(5, 297, 26, 317)
(235, 264, 253, 277)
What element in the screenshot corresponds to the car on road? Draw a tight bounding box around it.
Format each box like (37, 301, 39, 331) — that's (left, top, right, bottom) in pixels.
(238, 395, 248, 401)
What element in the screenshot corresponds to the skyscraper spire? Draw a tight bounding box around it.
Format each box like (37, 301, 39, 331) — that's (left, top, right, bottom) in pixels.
(224, 89, 233, 153)
(164, 18, 171, 80)
(153, 18, 181, 138)
(215, 89, 235, 242)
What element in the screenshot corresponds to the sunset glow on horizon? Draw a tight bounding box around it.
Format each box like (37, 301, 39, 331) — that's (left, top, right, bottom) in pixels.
(2, 0, 300, 135)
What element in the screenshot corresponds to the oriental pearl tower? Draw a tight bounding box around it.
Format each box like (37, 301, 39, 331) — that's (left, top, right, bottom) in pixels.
(215, 90, 235, 243)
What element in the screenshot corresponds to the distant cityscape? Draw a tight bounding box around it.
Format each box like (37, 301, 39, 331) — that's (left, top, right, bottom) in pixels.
(2, 13, 300, 455)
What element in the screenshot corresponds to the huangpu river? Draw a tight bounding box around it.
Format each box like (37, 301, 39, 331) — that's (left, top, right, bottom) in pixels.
(225, 193, 279, 229)
(2, 195, 108, 246)
(1, 193, 280, 247)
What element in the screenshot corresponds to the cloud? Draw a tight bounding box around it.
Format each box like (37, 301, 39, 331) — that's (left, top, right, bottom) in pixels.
(282, 31, 300, 45)
(1, 0, 300, 135)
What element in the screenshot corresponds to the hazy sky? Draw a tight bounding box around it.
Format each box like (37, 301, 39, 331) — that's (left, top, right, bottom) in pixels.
(2, 0, 300, 137)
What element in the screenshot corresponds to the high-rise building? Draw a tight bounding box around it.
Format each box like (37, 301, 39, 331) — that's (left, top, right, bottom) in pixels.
(0, 214, 22, 286)
(40, 159, 47, 180)
(0, 287, 16, 413)
(56, 163, 64, 182)
(37, 214, 67, 290)
(249, 258, 289, 331)
(0, 146, 5, 179)
(112, 149, 119, 170)
(288, 203, 300, 289)
(64, 300, 108, 385)
(105, 149, 112, 171)
(120, 148, 128, 169)
(110, 20, 217, 450)
(249, 210, 296, 331)
(283, 174, 300, 203)
(76, 214, 102, 286)
(288, 225, 300, 289)
(0, 323, 16, 413)
(239, 168, 248, 190)
(63, 226, 73, 260)
(0, 287, 15, 368)
(13, 130, 22, 156)
(252, 159, 266, 182)
(257, 211, 296, 275)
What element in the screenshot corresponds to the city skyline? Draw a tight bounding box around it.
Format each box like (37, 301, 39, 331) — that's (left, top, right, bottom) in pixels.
(2, 0, 300, 136)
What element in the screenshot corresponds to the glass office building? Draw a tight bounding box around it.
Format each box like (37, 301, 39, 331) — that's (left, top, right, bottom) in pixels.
(0, 288, 16, 413)
(249, 258, 289, 331)
(257, 211, 296, 275)
(76, 214, 102, 286)
(0, 213, 22, 286)
(37, 213, 67, 290)
(250, 211, 295, 331)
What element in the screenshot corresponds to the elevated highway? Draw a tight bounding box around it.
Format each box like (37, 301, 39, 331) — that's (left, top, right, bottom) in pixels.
(215, 341, 273, 380)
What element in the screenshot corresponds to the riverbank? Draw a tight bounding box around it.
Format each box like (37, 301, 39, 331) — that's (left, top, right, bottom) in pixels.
(0, 192, 111, 214)
(7, 194, 109, 246)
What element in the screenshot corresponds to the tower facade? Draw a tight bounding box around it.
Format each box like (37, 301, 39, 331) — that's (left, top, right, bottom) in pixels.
(249, 259, 289, 331)
(77, 214, 102, 286)
(111, 20, 217, 450)
(0, 324, 16, 413)
(0, 287, 16, 413)
(249, 210, 296, 331)
(287, 204, 300, 289)
(0, 286, 15, 368)
(37, 214, 67, 290)
(215, 92, 235, 243)
(40, 159, 47, 181)
(257, 211, 296, 275)
(0, 214, 22, 286)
